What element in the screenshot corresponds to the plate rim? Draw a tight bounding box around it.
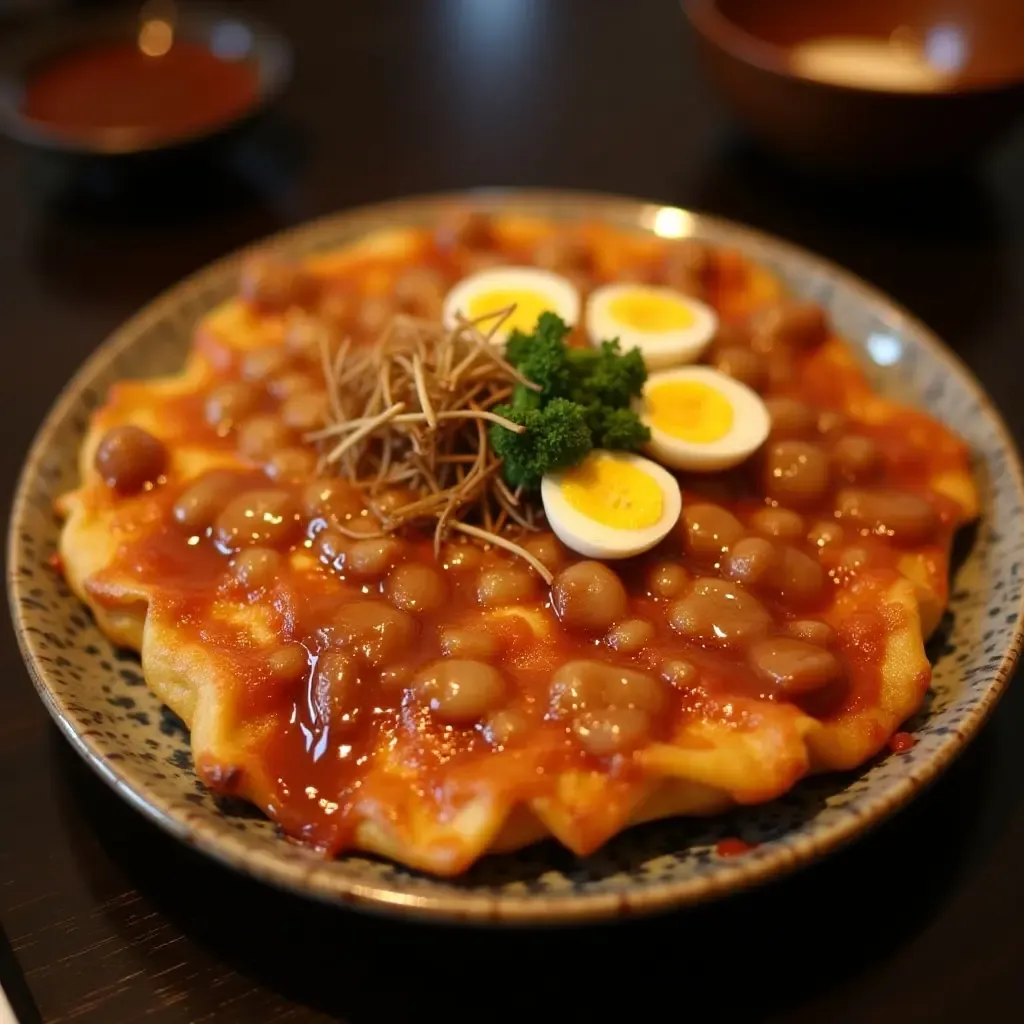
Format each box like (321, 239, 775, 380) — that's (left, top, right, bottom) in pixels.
(9, 186, 1024, 925)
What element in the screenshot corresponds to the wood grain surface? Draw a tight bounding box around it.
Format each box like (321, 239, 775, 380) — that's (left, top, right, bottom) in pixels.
(2, 2, 1024, 1021)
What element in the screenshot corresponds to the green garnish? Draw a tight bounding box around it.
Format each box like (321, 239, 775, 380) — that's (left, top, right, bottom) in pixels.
(489, 312, 650, 490)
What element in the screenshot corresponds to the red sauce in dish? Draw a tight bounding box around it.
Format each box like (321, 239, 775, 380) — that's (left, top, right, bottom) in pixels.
(889, 731, 917, 753)
(716, 838, 758, 857)
(22, 40, 258, 144)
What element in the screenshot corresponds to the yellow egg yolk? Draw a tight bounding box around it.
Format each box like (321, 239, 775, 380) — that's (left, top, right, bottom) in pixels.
(647, 380, 734, 443)
(560, 454, 664, 529)
(466, 289, 556, 335)
(607, 289, 696, 333)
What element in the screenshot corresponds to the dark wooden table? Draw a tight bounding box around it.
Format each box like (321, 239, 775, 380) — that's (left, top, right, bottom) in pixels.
(3, 2, 1024, 1021)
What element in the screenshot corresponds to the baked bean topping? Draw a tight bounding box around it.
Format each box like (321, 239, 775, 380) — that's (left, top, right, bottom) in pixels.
(284, 310, 328, 356)
(205, 381, 260, 429)
(280, 391, 328, 432)
(415, 659, 506, 724)
(808, 519, 845, 548)
(328, 601, 416, 667)
(831, 435, 882, 482)
(437, 210, 495, 250)
(264, 447, 318, 482)
(94, 425, 168, 495)
(313, 649, 363, 731)
(302, 479, 364, 522)
(572, 708, 651, 756)
(664, 238, 712, 293)
(357, 295, 397, 336)
(661, 658, 699, 688)
(534, 234, 593, 275)
(708, 321, 752, 353)
(316, 290, 355, 334)
(749, 507, 804, 541)
(551, 561, 628, 631)
(315, 528, 347, 565)
(748, 637, 841, 695)
(606, 618, 655, 654)
(712, 346, 767, 391)
(239, 255, 318, 313)
(724, 536, 780, 587)
(835, 488, 938, 544)
(765, 397, 817, 440)
(394, 267, 446, 319)
(784, 619, 836, 646)
(236, 415, 294, 461)
(386, 563, 447, 614)
(482, 708, 529, 747)
(817, 409, 848, 437)
(266, 642, 309, 685)
(441, 542, 484, 572)
(173, 470, 240, 532)
(522, 532, 568, 574)
(440, 628, 498, 660)
(231, 546, 283, 589)
(267, 372, 316, 401)
(774, 547, 825, 605)
(214, 489, 301, 552)
(344, 536, 404, 578)
(647, 561, 690, 601)
(752, 301, 828, 352)
(669, 578, 771, 647)
(682, 504, 745, 561)
(370, 487, 418, 519)
(241, 347, 291, 383)
(763, 441, 831, 507)
(477, 566, 537, 607)
(549, 660, 664, 717)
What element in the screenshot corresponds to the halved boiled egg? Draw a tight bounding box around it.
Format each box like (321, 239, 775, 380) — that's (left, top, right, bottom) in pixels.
(585, 282, 717, 369)
(638, 366, 770, 472)
(442, 266, 580, 345)
(541, 450, 682, 559)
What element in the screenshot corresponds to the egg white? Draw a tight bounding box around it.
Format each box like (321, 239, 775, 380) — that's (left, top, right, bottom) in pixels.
(541, 450, 682, 560)
(441, 266, 580, 345)
(638, 365, 770, 472)
(585, 282, 717, 369)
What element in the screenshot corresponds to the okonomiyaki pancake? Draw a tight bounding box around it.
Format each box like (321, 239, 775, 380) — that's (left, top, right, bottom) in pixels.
(55, 211, 978, 876)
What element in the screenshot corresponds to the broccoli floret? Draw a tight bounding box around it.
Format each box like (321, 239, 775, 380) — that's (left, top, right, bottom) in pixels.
(569, 339, 647, 408)
(589, 405, 651, 450)
(504, 313, 575, 401)
(489, 397, 593, 491)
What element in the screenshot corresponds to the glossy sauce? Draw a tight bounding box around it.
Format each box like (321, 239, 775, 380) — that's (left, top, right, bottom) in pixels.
(23, 40, 258, 144)
(79, 216, 973, 858)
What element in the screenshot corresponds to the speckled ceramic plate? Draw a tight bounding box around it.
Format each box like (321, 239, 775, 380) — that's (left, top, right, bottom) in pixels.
(9, 190, 1024, 925)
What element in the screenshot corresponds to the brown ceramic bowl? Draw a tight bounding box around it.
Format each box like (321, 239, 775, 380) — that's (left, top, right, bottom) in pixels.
(684, 0, 1024, 174)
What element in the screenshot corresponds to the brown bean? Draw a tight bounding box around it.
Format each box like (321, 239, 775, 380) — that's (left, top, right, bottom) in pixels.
(533, 234, 593, 275)
(606, 618, 655, 654)
(370, 487, 417, 519)
(664, 238, 712, 291)
(205, 381, 260, 429)
(551, 561, 629, 631)
(752, 301, 828, 353)
(763, 441, 831, 507)
(522, 532, 568, 574)
(214, 489, 301, 551)
(572, 708, 651, 756)
(808, 519, 845, 549)
(267, 372, 316, 401)
(284, 310, 329, 356)
(647, 561, 690, 601)
(724, 536, 780, 587)
(315, 528, 347, 564)
(765, 397, 817, 440)
(241, 346, 291, 382)
(712, 346, 767, 391)
(476, 566, 538, 607)
(775, 546, 825, 605)
(317, 289, 355, 334)
(415, 659, 506, 725)
(817, 409, 848, 437)
(345, 537, 404, 578)
(440, 628, 498, 660)
(669, 577, 771, 647)
(549, 660, 664, 717)
(483, 708, 529, 747)
(681, 503, 745, 561)
(784, 619, 836, 646)
(239, 254, 318, 312)
(708, 321, 753, 354)
(302, 479, 365, 523)
(173, 470, 240, 532)
(266, 642, 309, 684)
(328, 600, 417, 666)
(831, 435, 882, 483)
(661, 659, 699, 688)
(386, 563, 447, 614)
(231, 546, 283, 588)
(357, 295, 397, 336)
(236, 415, 294, 461)
(835, 488, 938, 544)
(313, 649, 363, 731)
(394, 266, 446, 319)
(748, 637, 841, 695)
(94, 425, 168, 495)
(749, 507, 804, 541)
(264, 447, 318, 482)
(441, 543, 484, 572)
(280, 391, 328, 432)
(437, 210, 495, 250)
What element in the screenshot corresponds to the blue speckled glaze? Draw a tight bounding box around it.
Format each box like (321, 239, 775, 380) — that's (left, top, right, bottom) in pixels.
(8, 191, 1024, 924)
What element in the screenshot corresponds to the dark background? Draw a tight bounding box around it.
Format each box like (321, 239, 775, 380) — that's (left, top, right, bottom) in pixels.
(3, 2, 1024, 1021)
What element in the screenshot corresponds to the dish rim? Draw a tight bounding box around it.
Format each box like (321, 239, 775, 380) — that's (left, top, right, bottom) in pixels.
(9, 187, 1024, 925)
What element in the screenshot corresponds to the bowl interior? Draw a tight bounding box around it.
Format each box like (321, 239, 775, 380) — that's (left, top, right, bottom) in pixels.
(9, 191, 1024, 924)
(696, 0, 1024, 90)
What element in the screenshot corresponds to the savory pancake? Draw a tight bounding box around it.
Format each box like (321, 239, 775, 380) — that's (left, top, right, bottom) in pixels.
(55, 211, 978, 875)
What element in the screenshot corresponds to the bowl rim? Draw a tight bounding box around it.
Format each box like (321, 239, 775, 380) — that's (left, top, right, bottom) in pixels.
(682, 0, 1024, 96)
(0, 1, 293, 156)
(8, 186, 1024, 925)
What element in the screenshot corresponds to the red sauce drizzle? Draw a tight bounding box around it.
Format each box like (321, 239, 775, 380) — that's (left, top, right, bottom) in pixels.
(716, 837, 758, 857)
(889, 731, 917, 753)
(47, 552, 64, 574)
